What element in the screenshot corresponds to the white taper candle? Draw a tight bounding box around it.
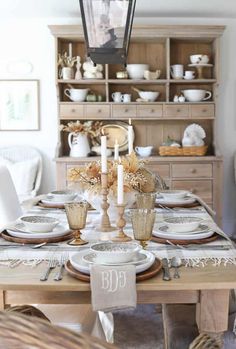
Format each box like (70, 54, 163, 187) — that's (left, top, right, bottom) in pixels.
(128, 118, 133, 155)
(101, 135, 107, 173)
(114, 139, 119, 161)
(117, 162, 124, 205)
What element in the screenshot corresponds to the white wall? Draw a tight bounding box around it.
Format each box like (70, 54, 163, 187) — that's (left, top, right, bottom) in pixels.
(0, 17, 235, 235)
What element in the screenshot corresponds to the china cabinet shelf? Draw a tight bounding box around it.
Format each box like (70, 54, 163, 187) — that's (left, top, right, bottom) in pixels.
(50, 24, 225, 224)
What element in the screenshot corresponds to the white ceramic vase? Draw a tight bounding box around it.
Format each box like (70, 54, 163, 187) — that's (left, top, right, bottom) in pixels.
(68, 133, 90, 157)
(82, 190, 137, 222)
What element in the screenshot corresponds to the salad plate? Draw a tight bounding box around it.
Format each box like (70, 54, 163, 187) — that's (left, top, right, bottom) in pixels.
(156, 196, 196, 205)
(157, 223, 210, 235)
(70, 249, 155, 275)
(7, 223, 70, 239)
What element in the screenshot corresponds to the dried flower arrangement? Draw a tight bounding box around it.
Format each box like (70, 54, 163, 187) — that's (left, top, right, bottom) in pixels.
(68, 152, 158, 195)
(60, 121, 103, 146)
(57, 52, 77, 68)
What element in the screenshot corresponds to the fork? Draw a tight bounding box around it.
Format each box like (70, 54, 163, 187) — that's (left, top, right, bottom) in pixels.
(54, 252, 69, 281)
(40, 256, 58, 281)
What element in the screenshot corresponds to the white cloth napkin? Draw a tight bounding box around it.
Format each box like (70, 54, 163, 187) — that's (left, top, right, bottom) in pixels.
(90, 264, 137, 312)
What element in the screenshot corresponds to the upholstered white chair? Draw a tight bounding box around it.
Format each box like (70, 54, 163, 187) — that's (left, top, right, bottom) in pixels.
(0, 165, 22, 232)
(0, 146, 42, 202)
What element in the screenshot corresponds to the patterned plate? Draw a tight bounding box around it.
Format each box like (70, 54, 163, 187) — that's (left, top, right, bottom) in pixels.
(82, 251, 147, 266)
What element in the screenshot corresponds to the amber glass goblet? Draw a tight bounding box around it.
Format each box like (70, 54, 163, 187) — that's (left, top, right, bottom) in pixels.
(64, 202, 88, 245)
(130, 209, 156, 249)
(136, 192, 156, 209)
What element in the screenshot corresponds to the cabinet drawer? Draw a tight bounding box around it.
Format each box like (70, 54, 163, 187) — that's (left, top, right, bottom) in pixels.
(112, 105, 136, 118)
(60, 104, 84, 118)
(172, 164, 212, 178)
(85, 105, 110, 118)
(172, 180, 212, 202)
(164, 105, 189, 118)
(191, 104, 215, 118)
(137, 104, 163, 118)
(146, 164, 170, 179)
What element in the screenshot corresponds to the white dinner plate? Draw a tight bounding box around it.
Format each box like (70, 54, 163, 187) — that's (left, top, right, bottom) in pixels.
(82, 251, 148, 266)
(153, 224, 214, 240)
(70, 249, 155, 275)
(156, 196, 196, 205)
(7, 223, 70, 239)
(157, 223, 210, 235)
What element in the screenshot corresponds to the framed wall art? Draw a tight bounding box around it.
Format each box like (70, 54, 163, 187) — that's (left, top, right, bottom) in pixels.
(0, 80, 40, 131)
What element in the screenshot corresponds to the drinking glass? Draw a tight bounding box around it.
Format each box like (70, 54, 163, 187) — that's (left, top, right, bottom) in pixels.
(130, 209, 156, 249)
(136, 192, 156, 209)
(64, 202, 88, 245)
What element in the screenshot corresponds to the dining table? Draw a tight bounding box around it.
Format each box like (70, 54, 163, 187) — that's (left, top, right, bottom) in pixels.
(0, 203, 236, 345)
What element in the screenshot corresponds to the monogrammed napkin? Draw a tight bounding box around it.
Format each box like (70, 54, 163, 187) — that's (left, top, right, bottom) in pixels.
(90, 264, 137, 312)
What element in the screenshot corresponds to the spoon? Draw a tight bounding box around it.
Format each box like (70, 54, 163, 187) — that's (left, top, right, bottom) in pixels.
(171, 257, 182, 278)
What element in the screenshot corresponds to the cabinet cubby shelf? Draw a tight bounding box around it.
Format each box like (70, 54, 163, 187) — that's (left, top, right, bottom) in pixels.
(57, 79, 217, 85)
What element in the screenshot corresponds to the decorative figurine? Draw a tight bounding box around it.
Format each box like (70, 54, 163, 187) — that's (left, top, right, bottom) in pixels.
(75, 56, 82, 80)
(182, 124, 206, 147)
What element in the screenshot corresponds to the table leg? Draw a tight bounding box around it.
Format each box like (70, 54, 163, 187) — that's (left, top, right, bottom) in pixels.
(190, 289, 230, 348)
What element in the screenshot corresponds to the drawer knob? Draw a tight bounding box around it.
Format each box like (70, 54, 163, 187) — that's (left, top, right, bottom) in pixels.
(71, 109, 76, 113)
(125, 109, 129, 113)
(98, 109, 102, 113)
(190, 168, 197, 174)
(177, 109, 181, 113)
(151, 109, 155, 113)
(202, 109, 207, 113)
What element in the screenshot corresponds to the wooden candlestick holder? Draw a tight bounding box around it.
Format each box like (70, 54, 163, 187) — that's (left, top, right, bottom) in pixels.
(112, 204, 132, 242)
(99, 172, 116, 232)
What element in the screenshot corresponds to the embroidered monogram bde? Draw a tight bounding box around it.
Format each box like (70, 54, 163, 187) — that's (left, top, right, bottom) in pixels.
(90, 264, 137, 312)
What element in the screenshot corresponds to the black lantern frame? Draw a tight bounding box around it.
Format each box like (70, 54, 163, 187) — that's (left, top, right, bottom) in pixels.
(79, 0, 136, 65)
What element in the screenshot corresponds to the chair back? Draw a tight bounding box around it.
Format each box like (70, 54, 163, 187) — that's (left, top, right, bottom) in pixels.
(0, 146, 43, 200)
(0, 165, 22, 230)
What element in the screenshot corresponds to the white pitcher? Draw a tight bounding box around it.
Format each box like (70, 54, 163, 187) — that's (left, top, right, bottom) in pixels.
(68, 133, 90, 157)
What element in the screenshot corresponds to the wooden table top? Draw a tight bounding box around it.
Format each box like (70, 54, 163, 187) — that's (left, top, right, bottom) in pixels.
(0, 262, 236, 292)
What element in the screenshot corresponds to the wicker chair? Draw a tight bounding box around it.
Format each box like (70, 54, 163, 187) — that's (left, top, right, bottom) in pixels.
(0, 310, 118, 349)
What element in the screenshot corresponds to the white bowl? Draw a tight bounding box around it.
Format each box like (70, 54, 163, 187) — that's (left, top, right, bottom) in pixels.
(90, 242, 140, 264)
(159, 190, 189, 200)
(163, 216, 203, 233)
(20, 216, 59, 233)
(190, 54, 209, 64)
(127, 64, 149, 79)
(138, 91, 159, 102)
(49, 190, 77, 203)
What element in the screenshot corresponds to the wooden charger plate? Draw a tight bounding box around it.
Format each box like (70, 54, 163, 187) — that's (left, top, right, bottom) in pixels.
(1, 230, 74, 244)
(65, 258, 162, 283)
(151, 232, 218, 245)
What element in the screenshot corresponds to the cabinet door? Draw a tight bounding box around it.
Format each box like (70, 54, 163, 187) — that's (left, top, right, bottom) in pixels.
(137, 105, 163, 118)
(60, 104, 84, 119)
(112, 105, 137, 118)
(172, 180, 212, 202)
(172, 164, 213, 178)
(164, 105, 189, 118)
(85, 105, 110, 118)
(191, 104, 215, 118)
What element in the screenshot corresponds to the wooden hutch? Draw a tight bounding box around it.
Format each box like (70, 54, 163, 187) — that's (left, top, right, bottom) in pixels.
(49, 25, 225, 225)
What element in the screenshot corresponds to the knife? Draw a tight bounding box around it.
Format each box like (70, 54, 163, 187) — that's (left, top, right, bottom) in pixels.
(162, 258, 171, 281)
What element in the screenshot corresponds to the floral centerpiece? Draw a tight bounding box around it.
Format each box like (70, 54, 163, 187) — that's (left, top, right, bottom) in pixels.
(67, 152, 160, 218)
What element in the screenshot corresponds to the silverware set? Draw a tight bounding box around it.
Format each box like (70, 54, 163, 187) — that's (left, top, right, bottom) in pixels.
(40, 253, 69, 282)
(162, 257, 182, 281)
